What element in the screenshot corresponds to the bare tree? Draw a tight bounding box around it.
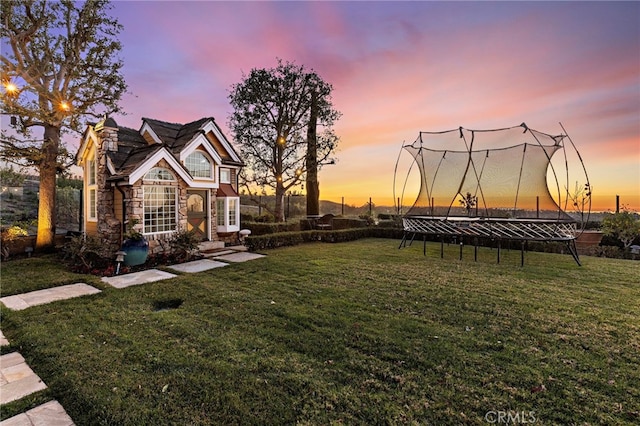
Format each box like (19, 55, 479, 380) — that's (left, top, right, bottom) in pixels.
(228, 59, 340, 222)
(1, 0, 127, 249)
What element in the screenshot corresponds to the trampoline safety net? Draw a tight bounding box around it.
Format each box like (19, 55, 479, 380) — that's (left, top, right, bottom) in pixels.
(394, 123, 591, 265)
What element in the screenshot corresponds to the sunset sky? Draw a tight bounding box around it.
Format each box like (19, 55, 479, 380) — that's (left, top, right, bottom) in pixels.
(79, 1, 640, 211)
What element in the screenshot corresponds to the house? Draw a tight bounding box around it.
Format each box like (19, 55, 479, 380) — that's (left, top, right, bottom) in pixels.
(76, 116, 244, 254)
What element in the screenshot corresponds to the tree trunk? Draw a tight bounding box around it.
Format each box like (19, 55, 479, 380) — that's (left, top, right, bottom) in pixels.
(306, 91, 319, 217)
(35, 125, 60, 250)
(274, 182, 286, 222)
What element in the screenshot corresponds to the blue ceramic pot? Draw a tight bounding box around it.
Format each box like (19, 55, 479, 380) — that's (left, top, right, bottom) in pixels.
(121, 238, 149, 266)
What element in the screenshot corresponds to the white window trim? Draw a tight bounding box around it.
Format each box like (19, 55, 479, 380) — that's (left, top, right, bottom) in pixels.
(180, 137, 223, 166)
(142, 184, 178, 236)
(219, 168, 231, 184)
(185, 150, 215, 181)
(87, 155, 97, 222)
(216, 196, 240, 233)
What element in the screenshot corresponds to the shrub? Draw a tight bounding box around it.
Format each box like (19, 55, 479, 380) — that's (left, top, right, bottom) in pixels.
(358, 214, 376, 226)
(0, 167, 26, 187)
(1, 225, 29, 260)
(168, 228, 201, 262)
(60, 235, 112, 273)
(601, 210, 640, 249)
(592, 245, 625, 259)
(245, 228, 404, 251)
(243, 221, 301, 236)
(253, 213, 275, 223)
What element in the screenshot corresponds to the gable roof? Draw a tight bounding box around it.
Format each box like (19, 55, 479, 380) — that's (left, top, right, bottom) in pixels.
(78, 116, 244, 185)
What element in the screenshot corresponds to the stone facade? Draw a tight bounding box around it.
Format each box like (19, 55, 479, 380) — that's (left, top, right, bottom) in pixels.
(95, 125, 120, 254)
(79, 116, 243, 257)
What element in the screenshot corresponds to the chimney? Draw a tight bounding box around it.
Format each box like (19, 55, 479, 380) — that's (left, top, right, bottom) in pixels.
(95, 116, 119, 152)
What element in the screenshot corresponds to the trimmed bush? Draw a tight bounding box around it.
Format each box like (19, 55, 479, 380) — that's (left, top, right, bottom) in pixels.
(245, 227, 404, 251)
(243, 221, 301, 236)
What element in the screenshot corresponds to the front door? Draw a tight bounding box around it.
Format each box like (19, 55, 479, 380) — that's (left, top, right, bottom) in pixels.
(187, 190, 208, 241)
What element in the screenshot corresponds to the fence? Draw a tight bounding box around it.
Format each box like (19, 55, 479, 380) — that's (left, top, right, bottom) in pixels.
(241, 193, 636, 223)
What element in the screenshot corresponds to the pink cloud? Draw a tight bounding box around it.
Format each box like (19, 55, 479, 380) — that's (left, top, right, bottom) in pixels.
(102, 1, 639, 210)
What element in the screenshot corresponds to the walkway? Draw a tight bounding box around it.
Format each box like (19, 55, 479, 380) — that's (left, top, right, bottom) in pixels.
(0, 341, 73, 426)
(0, 247, 264, 425)
(0, 284, 101, 311)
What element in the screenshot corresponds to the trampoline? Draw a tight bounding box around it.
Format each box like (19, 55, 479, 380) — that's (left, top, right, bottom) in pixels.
(394, 123, 591, 265)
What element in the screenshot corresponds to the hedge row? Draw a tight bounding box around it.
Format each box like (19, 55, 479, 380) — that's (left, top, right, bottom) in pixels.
(242, 221, 301, 236)
(245, 227, 404, 251)
(244, 228, 638, 260)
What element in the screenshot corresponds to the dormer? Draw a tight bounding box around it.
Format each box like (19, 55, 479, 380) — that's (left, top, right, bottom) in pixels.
(200, 120, 242, 164)
(140, 121, 163, 145)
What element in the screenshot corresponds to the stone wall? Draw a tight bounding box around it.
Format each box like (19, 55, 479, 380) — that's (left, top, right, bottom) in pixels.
(95, 125, 121, 254)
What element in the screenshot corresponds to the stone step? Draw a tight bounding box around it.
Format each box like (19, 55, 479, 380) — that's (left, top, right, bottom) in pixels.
(197, 241, 225, 252)
(203, 250, 235, 258)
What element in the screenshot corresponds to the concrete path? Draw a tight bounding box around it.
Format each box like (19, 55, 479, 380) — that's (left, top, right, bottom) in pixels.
(0, 352, 47, 405)
(101, 269, 177, 289)
(0, 284, 101, 311)
(213, 252, 265, 263)
(167, 259, 228, 273)
(0, 337, 75, 425)
(0, 400, 75, 426)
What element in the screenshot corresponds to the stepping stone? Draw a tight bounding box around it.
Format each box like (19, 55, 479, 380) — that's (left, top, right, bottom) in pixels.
(0, 331, 8, 347)
(0, 400, 75, 426)
(101, 269, 177, 289)
(0, 284, 101, 311)
(202, 250, 235, 258)
(214, 252, 265, 263)
(167, 259, 228, 273)
(0, 353, 47, 405)
(227, 245, 248, 252)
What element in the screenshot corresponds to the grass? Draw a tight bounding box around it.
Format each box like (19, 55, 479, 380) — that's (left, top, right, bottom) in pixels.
(1, 239, 639, 424)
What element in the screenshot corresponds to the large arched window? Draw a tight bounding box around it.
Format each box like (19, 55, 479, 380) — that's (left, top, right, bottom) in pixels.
(144, 167, 175, 181)
(185, 151, 213, 179)
(143, 167, 177, 234)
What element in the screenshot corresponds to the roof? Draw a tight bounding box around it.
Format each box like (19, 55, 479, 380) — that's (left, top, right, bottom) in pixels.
(81, 116, 244, 183)
(217, 183, 239, 197)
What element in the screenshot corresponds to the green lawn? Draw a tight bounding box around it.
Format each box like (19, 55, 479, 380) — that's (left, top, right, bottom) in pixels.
(1, 239, 639, 425)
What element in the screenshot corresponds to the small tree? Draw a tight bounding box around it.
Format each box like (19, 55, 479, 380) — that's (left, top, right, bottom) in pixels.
(0, 166, 26, 186)
(1, 0, 127, 250)
(229, 59, 340, 222)
(459, 192, 477, 216)
(601, 209, 640, 250)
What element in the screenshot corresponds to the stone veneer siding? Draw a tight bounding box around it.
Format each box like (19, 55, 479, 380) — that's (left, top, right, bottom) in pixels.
(94, 125, 121, 254)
